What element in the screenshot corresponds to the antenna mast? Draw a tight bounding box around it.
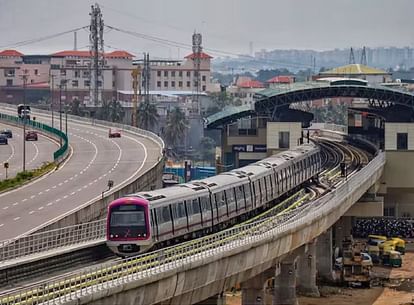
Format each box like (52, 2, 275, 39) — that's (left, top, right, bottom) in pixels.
(192, 32, 202, 114)
(89, 3, 104, 106)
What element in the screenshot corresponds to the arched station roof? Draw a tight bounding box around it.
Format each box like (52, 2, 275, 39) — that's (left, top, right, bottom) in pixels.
(206, 80, 414, 128)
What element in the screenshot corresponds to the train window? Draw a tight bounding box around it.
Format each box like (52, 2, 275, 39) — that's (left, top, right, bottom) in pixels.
(111, 211, 145, 226)
(225, 189, 235, 205)
(215, 192, 225, 207)
(200, 196, 210, 211)
(236, 186, 244, 202)
(161, 206, 170, 222)
(177, 202, 186, 218)
(192, 199, 200, 213)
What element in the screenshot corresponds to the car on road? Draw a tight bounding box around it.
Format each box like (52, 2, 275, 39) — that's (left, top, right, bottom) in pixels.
(0, 134, 8, 145)
(109, 128, 121, 138)
(0, 129, 12, 138)
(25, 131, 38, 141)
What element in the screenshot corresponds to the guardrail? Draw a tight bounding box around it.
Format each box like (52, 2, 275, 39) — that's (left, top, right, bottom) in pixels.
(0, 112, 69, 162)
(0, 152, 385, 305)
(0, 220, 106, 263)
(0, 188, 306, 264)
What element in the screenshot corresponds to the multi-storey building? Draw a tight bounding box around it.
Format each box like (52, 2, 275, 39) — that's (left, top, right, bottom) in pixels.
(49, 50, 134, 105)
(135, 52, 213, 93)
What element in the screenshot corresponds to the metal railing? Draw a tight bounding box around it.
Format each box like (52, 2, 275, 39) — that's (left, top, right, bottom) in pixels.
(0, 189, 307, 264)
(0, 220, 106, 264)
(0, 152, 385, 305)
(0, 112, 69, 162)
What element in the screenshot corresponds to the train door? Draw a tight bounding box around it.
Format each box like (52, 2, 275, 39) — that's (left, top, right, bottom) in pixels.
(150, 209, 158, 240)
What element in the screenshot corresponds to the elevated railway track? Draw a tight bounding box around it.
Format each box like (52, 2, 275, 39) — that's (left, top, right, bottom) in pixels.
(0, 138, 374, 303)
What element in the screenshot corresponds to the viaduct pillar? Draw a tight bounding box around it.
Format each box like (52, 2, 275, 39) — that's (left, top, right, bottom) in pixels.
(297, 240, 320, 297)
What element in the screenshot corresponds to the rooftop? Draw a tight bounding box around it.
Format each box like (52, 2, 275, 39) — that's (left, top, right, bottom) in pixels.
(51, 50, 134, 58)
(266, 75, 295, 84)
(238, 80, 265, 88)
(184, 52, 213, 60)
(320, 64, 389, 75)
(0, 50, 24, 57)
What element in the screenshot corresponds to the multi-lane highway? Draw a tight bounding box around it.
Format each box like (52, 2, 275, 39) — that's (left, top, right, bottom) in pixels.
(0, 123, 57, 180)
(0, 108, 162, 240)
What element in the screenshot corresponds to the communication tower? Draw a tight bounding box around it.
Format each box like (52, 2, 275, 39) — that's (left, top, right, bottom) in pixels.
(89, 3, 105, 106)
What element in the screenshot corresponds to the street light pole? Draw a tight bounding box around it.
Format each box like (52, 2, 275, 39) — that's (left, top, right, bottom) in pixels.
(59, 83, 63, 147)
(50, 74, 55, 129)
(22, 70, 28, 172)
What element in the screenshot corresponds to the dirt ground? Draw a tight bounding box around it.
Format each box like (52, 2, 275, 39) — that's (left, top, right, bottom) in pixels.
(225, 252, 414, 305)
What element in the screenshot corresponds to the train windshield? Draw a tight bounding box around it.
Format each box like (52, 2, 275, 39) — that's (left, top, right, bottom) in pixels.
(110, 211, 145, 226)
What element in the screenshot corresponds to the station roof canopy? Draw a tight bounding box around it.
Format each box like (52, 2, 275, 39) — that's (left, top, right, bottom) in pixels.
(320, 64, 390, 75)
(206, 104, 255, 129)
(206, 79, 414, 129)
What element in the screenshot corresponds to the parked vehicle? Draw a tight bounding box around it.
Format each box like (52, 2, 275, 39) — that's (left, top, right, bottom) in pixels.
(341, 237, 373, 288)
(0, 129, 12, 138)
(0, 134, 8, 145)
(382, 249, 402, 267)
(25, 131, 38, 141)
(391, 237, 406, 254)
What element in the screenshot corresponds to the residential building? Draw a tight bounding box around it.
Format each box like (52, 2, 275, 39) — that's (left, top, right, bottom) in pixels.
(50, 50, 134, 105)
(134, 52, 213, 93)
(226, 77, 265, 106)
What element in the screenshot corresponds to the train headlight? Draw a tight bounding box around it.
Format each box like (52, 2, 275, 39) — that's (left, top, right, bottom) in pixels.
(137, 234, 141, 237)
(143, 233, 146, 237)
(110, 234, 113, 238)
(115, 234, 118, 238)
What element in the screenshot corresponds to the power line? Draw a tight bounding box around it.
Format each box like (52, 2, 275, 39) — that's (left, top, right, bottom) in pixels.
(0, 26, 88, 49)
(104, 24, 317, 70)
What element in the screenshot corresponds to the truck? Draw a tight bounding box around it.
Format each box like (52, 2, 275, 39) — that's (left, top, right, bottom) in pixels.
(17, 104, 31, 120)
(341, 236, 373, 287)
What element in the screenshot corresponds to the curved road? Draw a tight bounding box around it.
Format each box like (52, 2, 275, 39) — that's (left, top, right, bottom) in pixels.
(0, 108, 162, 240)
(0, 123, 57, 180)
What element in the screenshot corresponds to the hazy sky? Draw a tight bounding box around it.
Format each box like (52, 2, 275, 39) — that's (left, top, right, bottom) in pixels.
(0, 0, 413, 58)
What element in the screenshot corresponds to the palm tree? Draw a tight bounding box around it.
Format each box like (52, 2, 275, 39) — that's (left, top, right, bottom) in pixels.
(137, 100, 159, 130)
(163, 107, 189, 147)
(109, 100, 125, 123)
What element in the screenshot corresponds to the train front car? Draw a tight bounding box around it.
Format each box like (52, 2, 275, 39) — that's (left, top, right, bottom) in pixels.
(106, 197, 153, 256)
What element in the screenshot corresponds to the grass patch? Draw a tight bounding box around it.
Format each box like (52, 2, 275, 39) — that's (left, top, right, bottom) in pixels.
(0, 162, 56, 192)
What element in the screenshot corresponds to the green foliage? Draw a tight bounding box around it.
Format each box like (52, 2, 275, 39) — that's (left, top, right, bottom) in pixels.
(311, 102, 347, 125)
(0, 162, 56, 192)
(199, 136, 216, 164)
(205, 92, 238, 117)
(256, 68, 294, 83)
(70, 98, 83, 116)
(96, 100, 125, 123)
(137, 100, 159, 130)
(163, 107, 189, 147)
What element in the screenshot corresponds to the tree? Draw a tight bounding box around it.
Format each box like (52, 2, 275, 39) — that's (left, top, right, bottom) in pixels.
(137, 100, 159, 131)
(70, 98, 82, 116)
(108, 100, 125, 123)
(96, 100, 111, 121)
(199, 136, 216, 165)
(163, 107, 188, 147)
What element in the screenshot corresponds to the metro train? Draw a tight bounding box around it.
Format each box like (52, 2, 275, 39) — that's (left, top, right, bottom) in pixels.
(106, 143, 322, 256)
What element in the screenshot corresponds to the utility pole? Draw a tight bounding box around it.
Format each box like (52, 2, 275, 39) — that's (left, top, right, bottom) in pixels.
(131, 66, 141, 127)
(361, 46, 367, 66)
(192, 32, 202, 114)
(89, 3, 104, 106)
(349, 47, 356, 65)
(142, 53, 150, 103)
